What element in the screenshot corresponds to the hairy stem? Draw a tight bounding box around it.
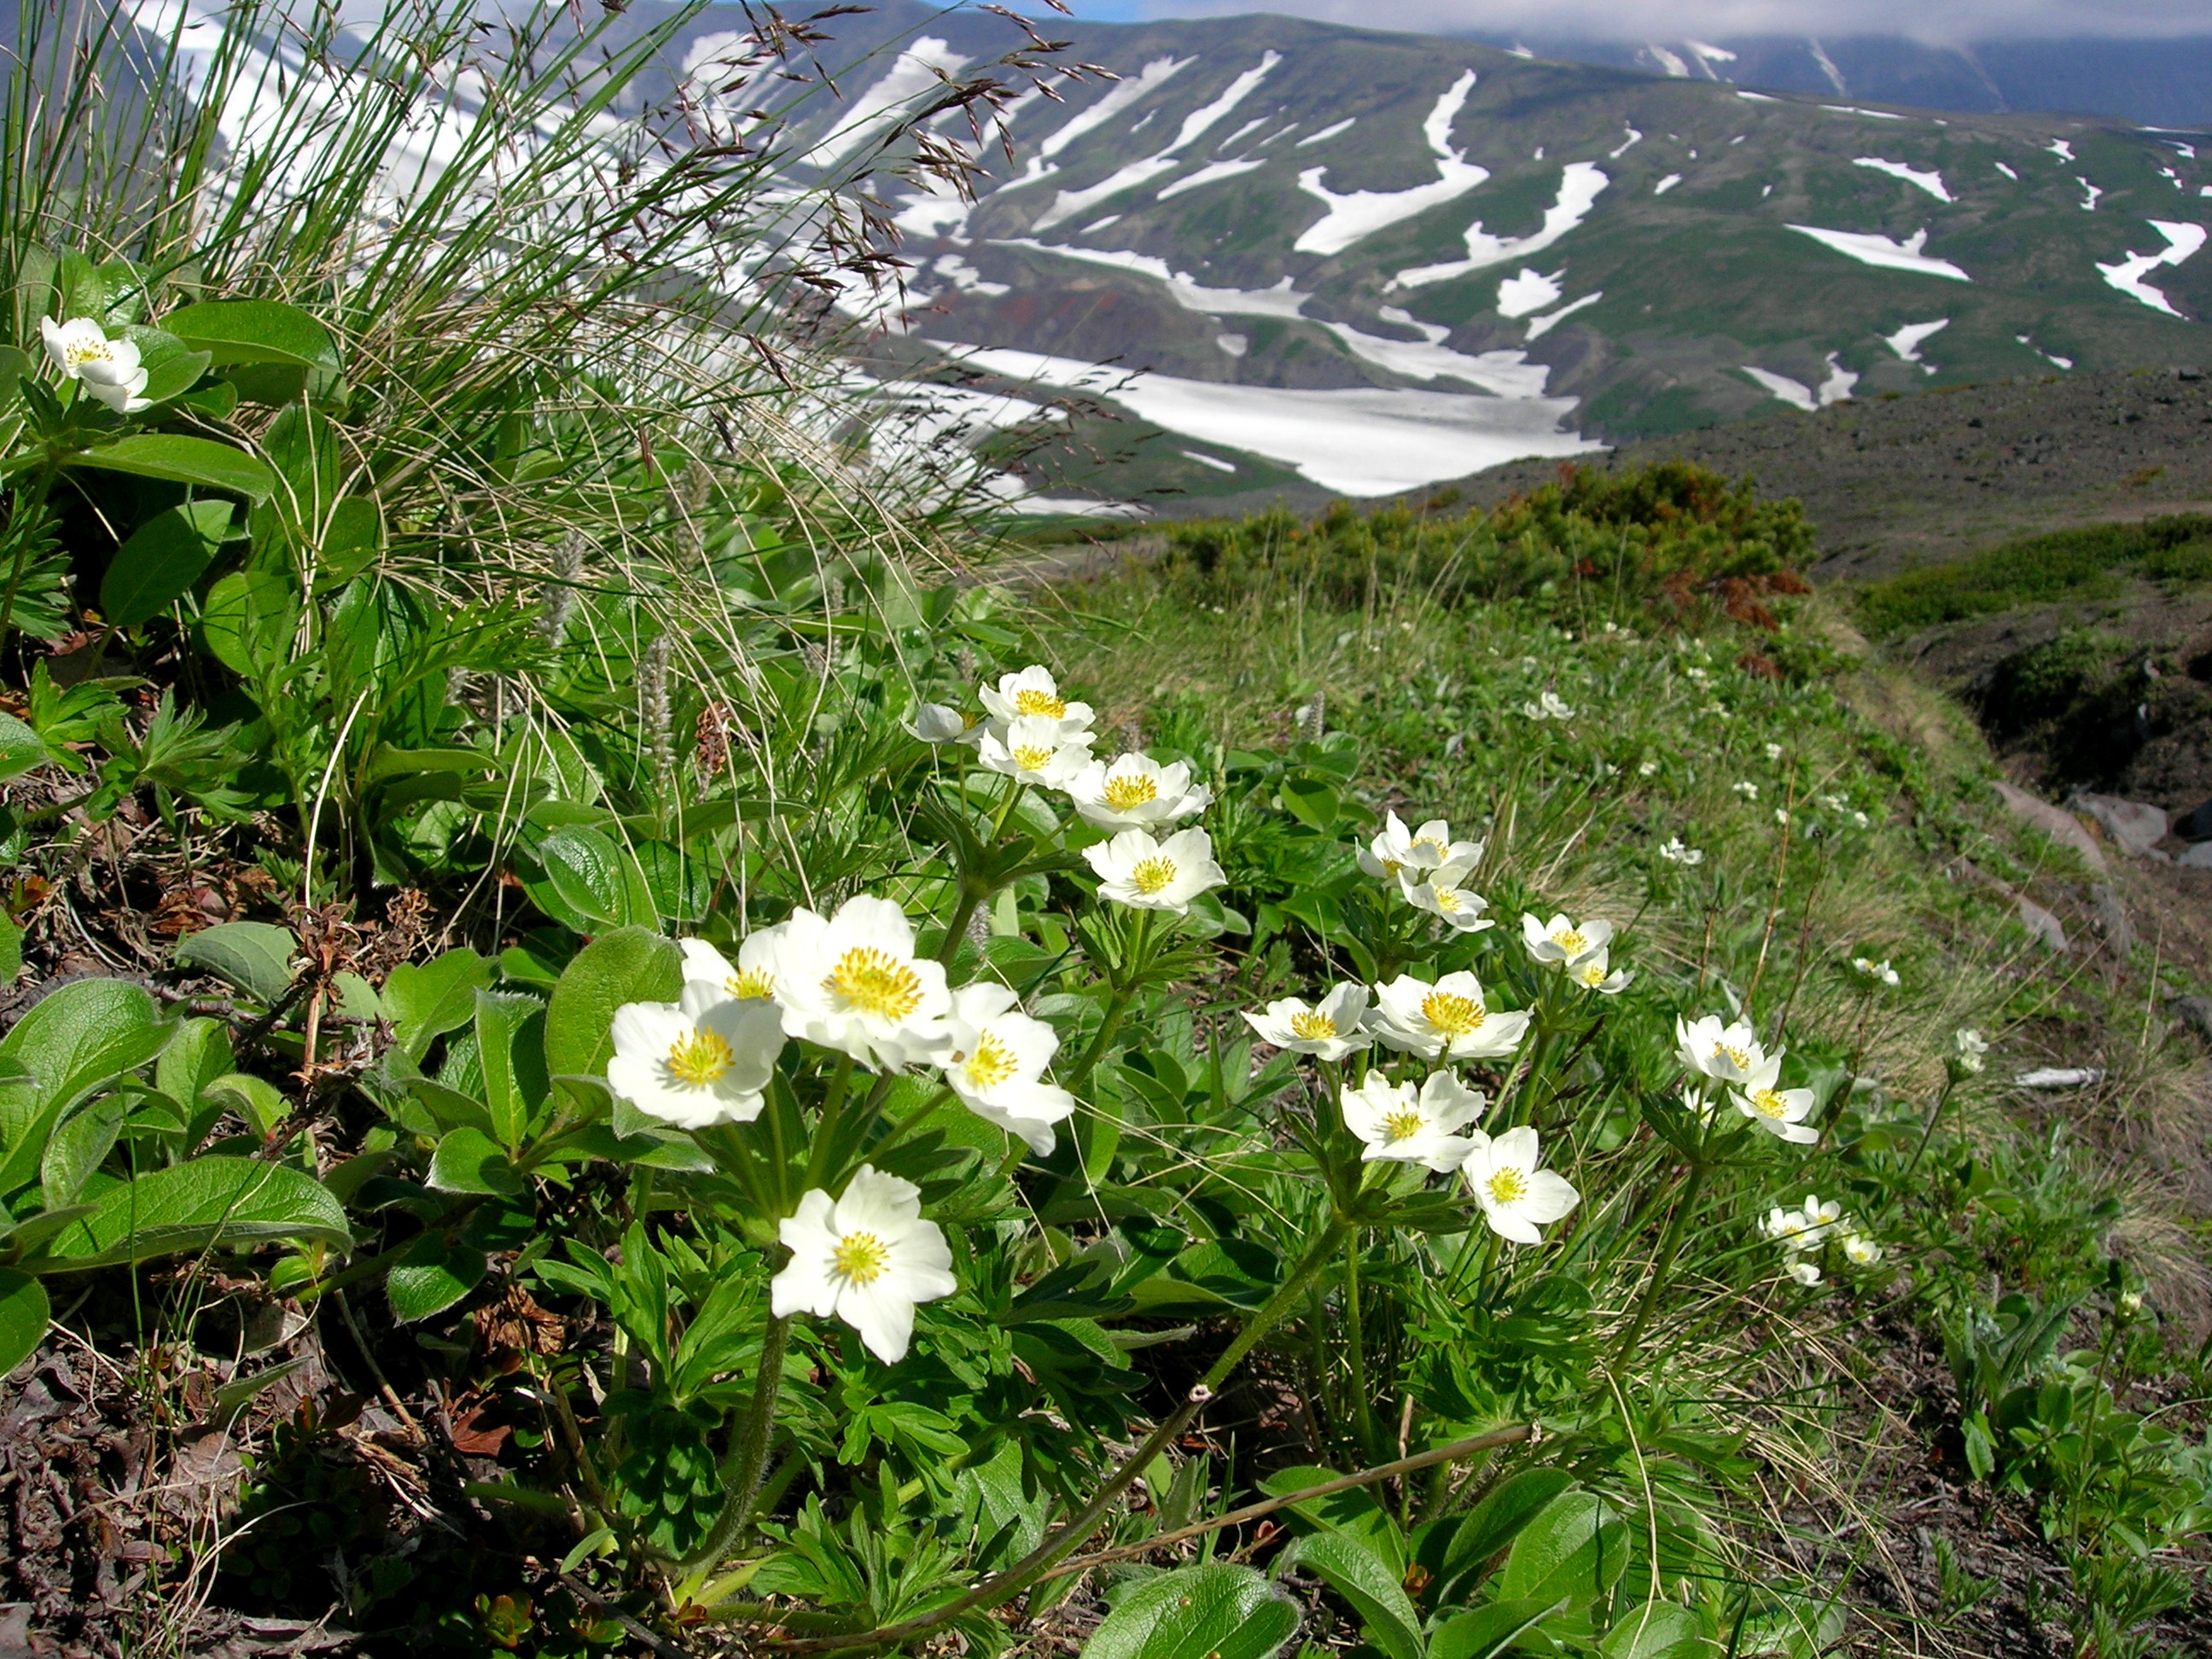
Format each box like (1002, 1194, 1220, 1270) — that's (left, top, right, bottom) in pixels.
(685, 1313, 793, 1569)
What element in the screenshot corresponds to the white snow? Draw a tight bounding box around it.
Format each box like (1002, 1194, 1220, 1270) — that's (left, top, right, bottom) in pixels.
(1182, 450, 1238, 473)
(1823, 105, 1906, 120)
(1296, 118, 1357, 148)
(2077, 178, 2102, 211)
(2046, 139, 2075, 162)
(1653, 173, 1683, 195)
(1039, 56, 1191, 160)
(2170, 143, 2197, 160)
(1506, 44, 1534, 59)
(1082, 215, 1121, 232)
(2017, 335, 2075, 370)
(1157, 158, 1267, 201)
(1033, 53, 1281, 231)
(1496, 267, 1564, 317)
(1686, 39, 1738, 63)
(1883, 317, 1948, 370)
(1219, 116, 1269, 151)
(1377, 306, 1450, 343)
(1817, 352, 1859, 404)
(1295, 72, 1489, 255)
(894, 188, 974, 240)
(1738, 90, 1778, 103)
(958, 347, 1601, 497)
(1762, 184, 1773, 198)
(1162, 53, 1283, 154)
(932, 253, 1009, 296)
(1610, 127, 1643, 159)
(1534, 146, 1545, 160)
(1393, 163, 1610, 290)
(1786, 224, 1970, 282)
(1809, 38, 1846, 93)
(998, 239, 1312, 317)
(1525, 292, 1602, 339)
(1854, 157, 1952, 202)
(809, 38, 971, 171)
(1994, 161, 2017, 180)
(1216, 333, 1249, 356)
(2095, 219, 2208, 316)
(1320, 323, 1554, 397)
(1648, 44, 1690, 78)
(1740, 367, 1815, 410)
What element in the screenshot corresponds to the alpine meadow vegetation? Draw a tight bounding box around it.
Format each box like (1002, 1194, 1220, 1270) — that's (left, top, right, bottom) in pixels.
(0, 3, 2207, 1658)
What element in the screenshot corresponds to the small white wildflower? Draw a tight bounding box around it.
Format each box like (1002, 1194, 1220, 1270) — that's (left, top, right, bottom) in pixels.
(1084, 826, 1226, 916)
(1732, 781, 1759, 801)
(1338, 1070, 1484, 1173)
(1852, 810, 1871, 829)
(1676, 1015, 1767, 1086)
(1774, 808, 1790, 826)
(1841, 1231, 1883, 1266)
(1243, 984, 1373, 1061)
(1638, 757, 1659, 777)
(906, 703, 974, 744)
(1462, 1126, 1580, 1244)
(1763, 742, 1783, 761)
(1657, 836, 1704, 866)
(1372, 971, 1530, 1062)
(41, 317, 151, 412)
(1852, 956, 1901, 988)
(772, 1167, 956, 1364)
(1787, 1260, 1823, 1287)
(1521, 913, 1613, 969)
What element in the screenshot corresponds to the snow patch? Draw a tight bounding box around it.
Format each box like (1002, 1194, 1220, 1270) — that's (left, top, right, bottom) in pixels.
(1610, 127, 1643, 159)
(1393, 163, 1609, 290)
(1818, 352, 1859, 404)
(1183, 450, 1238, 473)
(2046, 139, 2075, 162)
(1082, 215, 1121, 232)
(1033, 53, 1281, 230)
(1506, 44, 1534, 59)
(1296, 118, 1357, 148)
(1497, 267, 1564, 317)
(1647, 44, 1690, 78)
(958, 347, 1602, 497)
(2017, 335, 2074, 370)
(1158, 158, 1267, 200)
(1854, 157, 1951, 202)
(1809, 38, 1847, 93)
(810, 38, 971, 171)
(1219, 116, 1268, 151)
(1525, 292, 1602, 339)
(998, 239, 1312, 317)
(2077, 177, 2102, 211)
(1994, 161, 2017, 180)
(1294, 71, 1489, 255)
(1377, 305, 1450, 344)
(1040, 56, 1191, 160)
(933, 253, 1008, 295)
(1738, 90, 1778, 102)
(1883, 317, 1948, 370)
(2095, 219, 2207, 317)
(1320, 323, 1555, 398)
(1740, 367, 1815, 410)
(894, 188, 974, 241)
(1787, 224, 1970, 282)
(1216, 333, 1249, 357)
(1653, 172, 1683, 195)
(1823, 104, 1906, 120)
(1686, 39, 1738, 64)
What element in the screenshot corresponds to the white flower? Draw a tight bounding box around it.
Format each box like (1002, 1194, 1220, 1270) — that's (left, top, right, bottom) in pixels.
(1674, 1014, 1768, 1086)
(1732, 781, 1759, 801)
(2119, 1289, 2144, 1317)
(1786, 1260, 1823, 1287)
(1638, 758, 1659, 777)
(940, 983, 1074, 1155)
(1731, 1053, 1819, 1144)
(1400, 874, 1495, 933)
(906, 703, 975, 744)
(1841, 1231, 1883, 1266)
(1569, 951, 1633, 994)
(1764, 1194, 1843, 1249)
(979, 665, 1094, 736)
(1657, 837, 1704, 866)
(1067, 751, 1213, 830)
(1521, 912, 1613, 969)
(771, 895, 953, 1070)
(772, 1166, 956, 1363)
(682, 923, 820, 1005)
(1763, 742, 1784, 761)
(1371, 972, 1530, 1062)
(978, 715, 1094, 788)
(1851, 956, 1901, 988)
(1461, 1126, 1580, 1244)
(1541, 691, 1575, 719)
(1338, 1071, 1484, 1173)
(41, 316, 151, 412)
(1953, 1028, 1988, 1074)
(1819, 793, 1848, 812)
(608, 981, 786, 1127)
(1242, 984, 1372, 1060)
(1774, 808, 1791, 827)
(1084, 825, 1225, 915)
(1358, 811, 1482, 884)
(1852, 811, 1871, 830)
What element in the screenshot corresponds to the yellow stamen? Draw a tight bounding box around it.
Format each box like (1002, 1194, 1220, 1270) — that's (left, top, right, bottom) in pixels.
(1712, 1042, 1753, 1071)
(831, 1231, 888, 1285)
(1013, 689, 1067, 719)
(961, 1031, 1021, 1091)
(827, 947, 923, 1022)
(1131, 857, 1177, 894)
(666, 1028, 733, 1086)
(1411, 836, 1446, 859)
(727, 967, 776, 999)
(1288, 1011, 1337, 1040)
(1382, 1109, 1425, 1141)
(1434, 888, 1465, 912)
(1421, 991, 1485, 1036)
(1577, 964, 1604, 987)
(1750, 1088, 1788, 1119)
(1012, 744, 1055, 771)
(1485, 1167, 1528, 1205)
(1102, 772, 1158, 812)
(1555, 928, 1586, 954)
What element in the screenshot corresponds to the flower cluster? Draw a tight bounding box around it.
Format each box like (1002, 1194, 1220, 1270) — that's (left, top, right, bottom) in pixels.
(1357, 812, 1491, 932)
(1953, 1027, 1989, 1075)
(1522, 912, 1631, 994)
(1761, 1193, 1882, 1285)
(1676, 1014, 1817, 1144)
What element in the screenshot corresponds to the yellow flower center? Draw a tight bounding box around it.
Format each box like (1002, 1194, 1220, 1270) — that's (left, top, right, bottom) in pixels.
(1750, 1088, 1788, 1119)
(1576, 963, 1604, 987)
(727, 967, 777, 999)
(960, 1031, 1021, 1091)
(1712, 1042, 1753, 1071)
(1288, 1011, 1337, 1040)
(1434, 888, 1466, 912)
(1485, 1167, 1528, 1206)
(826, 947, 923, 1022)
(1421, 991, 1485, 1036)
(1555, 928, 1586, 954)
(1412, 836, 1446, 859)
(666, 1028, 733, 1086)
(1382, 1109, 1426, 1141)
(831, 1231, 889, 1285)
(1103, 772, 1158, 812)
(1012, 744, 1055, 771)
(1013, 689, 1067, 719)
(65, 340, 115, 370)
(1131, 857, 1177, 894)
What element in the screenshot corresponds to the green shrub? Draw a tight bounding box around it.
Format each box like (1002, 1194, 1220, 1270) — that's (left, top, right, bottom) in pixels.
(1853, 512, 2212, 635)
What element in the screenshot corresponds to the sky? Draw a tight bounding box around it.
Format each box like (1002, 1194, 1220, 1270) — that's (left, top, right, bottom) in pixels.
(1049, 0, 2212, 39)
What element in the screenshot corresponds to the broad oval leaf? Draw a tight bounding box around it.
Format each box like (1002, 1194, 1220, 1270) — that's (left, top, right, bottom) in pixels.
(199, 568, 298, 678)
(31, 1156, 350, 1272)
(1286, 1532, 1424, 1659)
(0, 1269, 49, 1377)
(1496, 1490, 1629, 1615)
(102, 499, 234, 627)
(428, 1125, 527, 1196)
(1599, 1602, 1710, 1659)
(67, 434, 276, 501)
(387, 1231, 486, 1323)
(1438, 1467, 1578, 1599)
(172, 920, 296, 1004)
(535, 824, 655, 929)
(1082, 1563, 1300, 1659)
(0, 978, 171, 1138)
(382, 948, 492, 1062)
(162, 300, 340, 372)
(542, 927, 681, 1086)
(0, 712, 44, 783)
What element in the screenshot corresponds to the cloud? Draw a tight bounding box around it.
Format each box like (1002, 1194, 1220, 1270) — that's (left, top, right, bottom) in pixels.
(1107, 0, 2212, 44)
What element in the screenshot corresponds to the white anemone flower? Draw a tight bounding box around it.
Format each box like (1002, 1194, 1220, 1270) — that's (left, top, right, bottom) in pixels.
(1852, 956, 1901, 988)
(1841, 1231, 1884, 1266)
(1953, 1028, 1989, 1074)
(1371, 972, 1530, 1062)
(979, 666, 1094, 736)
(1338, 1071, 1485, 1173)
(1674, 1015, 1768, 1086)
(1084, 826, 1225, 915)
(681, 918, 824, 1006)
(1765, 1195, 1843, 1249)
(1067, 752, 1213, 830)
(608, 982, 786, 1127)
(771, 1165, 956, 1363)
(771, 895, 953, 1069)
(906, 703, 976, 744)
(1732, 781, 1759, 800)
(1521, 913, 1614, 969)
(41, 317, 152, 412)
(1657, 837, 1704, 865)
(1786, 1260, 1823, 1287)
(1731, 1054, 1819, 1144)
(1242, 984, 1373, 1060)
(1569, 952, 1633, 995)
(1400, 874, 1495, 933)
(978, 715, 1094, 789)
(1357, 812, 1482, 884)
(1462, 1126, 1580, 1243)
(940, 983, 1075, 1155)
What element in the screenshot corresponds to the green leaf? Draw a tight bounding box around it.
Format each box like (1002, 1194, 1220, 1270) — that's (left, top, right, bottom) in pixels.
(315, 495, 382, 587)
(30, 1157, 350, 1272)
(1260, 1464, 1406, 1572)
(387, 1231, 486, 1323)
(101, 499, 234, 627)
(161, 300, 340, 372)
(1278, 777, 1340, 830)
(157, 1017, 236, 1146)
(535, 824, 655, 929)
(0, 1270, 49, 1376)
(1441, 1468, 1577, 1598)
(172, 921, 295, 1004)
(0, 712, 44, 782)
(1599, 1603, 1708, 1659)
(428, 1126, 527, 1196)
(382, 949, 492, 1062)
(543, 927, 680, 1086)
(1429, 1599, 1563, 1659)
(199, 569, 298, 677)
(200, 1073, 291, 1138)
(67, 434, 276, 501)
(0, 978, 171, 1151)
(1496, 1491, 1629, 1616)
(1285, 1533, 1423, 1659)
(40, 1094, 129, 1206)
(471, 990, 544, 1155)
(1080, 1563, 1300, 1659)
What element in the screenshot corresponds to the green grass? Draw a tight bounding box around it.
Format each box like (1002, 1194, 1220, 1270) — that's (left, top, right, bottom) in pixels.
(1852, 511, 2212, 634)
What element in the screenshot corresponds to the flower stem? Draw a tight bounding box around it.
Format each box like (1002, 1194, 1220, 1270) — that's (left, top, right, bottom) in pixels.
(1612, 1150, 1708, 1364)
(686, 1313, 793, 1569)
(1344, 1236, 1384, 1462)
